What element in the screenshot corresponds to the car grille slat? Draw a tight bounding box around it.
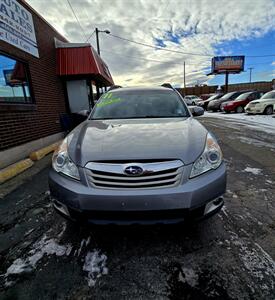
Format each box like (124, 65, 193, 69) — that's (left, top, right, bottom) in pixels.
(85, 160, 184, 190)
(91, 174, 181, 187)
(88, 169, 180, 181)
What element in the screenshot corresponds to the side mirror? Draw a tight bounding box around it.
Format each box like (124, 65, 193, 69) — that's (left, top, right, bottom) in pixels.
(77, 110, 90, 117)
(190, 106, 204, 117)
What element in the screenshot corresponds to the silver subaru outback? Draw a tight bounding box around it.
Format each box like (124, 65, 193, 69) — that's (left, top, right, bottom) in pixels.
(49, 87, 226, 225)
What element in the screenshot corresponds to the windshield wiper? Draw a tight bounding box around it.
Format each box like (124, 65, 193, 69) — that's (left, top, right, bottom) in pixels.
(90, 116, 187, 120)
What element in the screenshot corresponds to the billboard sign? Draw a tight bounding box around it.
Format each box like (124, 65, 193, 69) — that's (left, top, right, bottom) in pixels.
(0, 0, 39, 57)
(211, 56, 245, 74)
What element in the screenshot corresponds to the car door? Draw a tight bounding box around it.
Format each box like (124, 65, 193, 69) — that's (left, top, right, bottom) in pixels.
(246, 93, 256, 105)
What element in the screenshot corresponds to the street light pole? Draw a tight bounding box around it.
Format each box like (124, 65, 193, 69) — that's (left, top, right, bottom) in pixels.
(248, 67, 254, 83)
(95, 27, 100, 55)
(183, 61, 186, 94)
(95, 28, 110, 56)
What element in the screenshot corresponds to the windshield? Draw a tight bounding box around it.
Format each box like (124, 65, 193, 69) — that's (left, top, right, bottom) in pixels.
(235, 92, 253, 100)
(261, 91, 275, 99)
(90, 89, 190, 119)
(207, 94, 222, 101)
(220, 92, 237, 100)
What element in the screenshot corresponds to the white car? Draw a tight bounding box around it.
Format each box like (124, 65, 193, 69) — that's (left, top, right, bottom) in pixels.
(245, 90, 275, 115)
(183, 95, 202, 106)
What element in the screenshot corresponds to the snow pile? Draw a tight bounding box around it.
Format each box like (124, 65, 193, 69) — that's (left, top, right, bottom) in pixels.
(6, 236, 72, 276)
(243, 167, 262, 175)
(202, 112, 275, 134)
(178, 268, 199, 287)
(83, 250, 108, 287)
(76, 236, 91, 257)
(231, 237, 275, 291)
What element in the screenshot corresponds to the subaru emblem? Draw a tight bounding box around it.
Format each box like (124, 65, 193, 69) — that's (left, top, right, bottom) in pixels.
(124, 165, 143, 176)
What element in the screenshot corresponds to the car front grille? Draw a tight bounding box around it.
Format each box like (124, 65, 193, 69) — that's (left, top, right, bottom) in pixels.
(85, 160, 184, 190)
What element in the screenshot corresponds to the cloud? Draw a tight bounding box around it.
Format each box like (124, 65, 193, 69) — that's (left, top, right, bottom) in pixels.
(27, 0, 275, 86)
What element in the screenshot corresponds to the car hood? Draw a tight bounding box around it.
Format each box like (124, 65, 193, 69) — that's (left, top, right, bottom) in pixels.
(68, 118, 208, 167)
(250, 99, 274, 104)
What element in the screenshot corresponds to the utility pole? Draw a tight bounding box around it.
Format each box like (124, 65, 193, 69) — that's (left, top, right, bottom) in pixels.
(95, 28, 100, 56)
(183, 61, 186, 94)
(225, 71, 229, 93)
(248, 67, 254, 83)
(95, 28, 110, 56)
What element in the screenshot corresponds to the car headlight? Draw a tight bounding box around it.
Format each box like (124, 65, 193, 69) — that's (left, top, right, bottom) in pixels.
(52, 137, 80, 180)
(190, 132, 223, 178)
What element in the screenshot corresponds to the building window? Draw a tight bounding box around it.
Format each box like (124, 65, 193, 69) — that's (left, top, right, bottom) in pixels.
(0, 54, 32, 104)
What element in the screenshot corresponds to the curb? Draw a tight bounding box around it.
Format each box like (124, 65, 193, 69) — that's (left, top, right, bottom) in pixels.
(29, 142, 60, 161)
(0, 140, 61, 185)
(0, 159, 34, 184)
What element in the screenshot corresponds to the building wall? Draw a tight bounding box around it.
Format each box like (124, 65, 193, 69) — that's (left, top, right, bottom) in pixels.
(177, 80, 274, 97)
(0, 0, 67, 152)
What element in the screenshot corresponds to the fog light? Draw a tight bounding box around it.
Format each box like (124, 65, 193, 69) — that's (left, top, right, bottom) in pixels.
(53, 200, 70, 217)
(204, 197, 223, 215)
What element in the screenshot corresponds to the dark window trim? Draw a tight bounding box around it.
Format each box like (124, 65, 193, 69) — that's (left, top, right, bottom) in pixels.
(0, 51, 36, 107)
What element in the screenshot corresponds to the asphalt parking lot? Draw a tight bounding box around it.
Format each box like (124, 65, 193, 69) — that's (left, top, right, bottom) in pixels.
(0, 116, 274, 300)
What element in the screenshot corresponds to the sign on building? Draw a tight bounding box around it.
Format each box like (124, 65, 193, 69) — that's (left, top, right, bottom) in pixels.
(211, 56, 245, 74)
(0, 0, 39, 57)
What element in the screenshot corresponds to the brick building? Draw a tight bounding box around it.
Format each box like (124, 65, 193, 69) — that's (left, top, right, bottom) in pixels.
(0, 0, 113, 168)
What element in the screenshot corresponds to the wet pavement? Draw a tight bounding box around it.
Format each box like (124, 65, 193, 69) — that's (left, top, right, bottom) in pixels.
(0, 116, 274, 300)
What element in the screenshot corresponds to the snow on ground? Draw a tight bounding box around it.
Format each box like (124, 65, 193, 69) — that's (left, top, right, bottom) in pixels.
(243, 167, 263, 175)
(83, 250, 108, 287)
(201, 112, 275, 134)
(3, 227, 108, 288)
(6, 237, 72, 276)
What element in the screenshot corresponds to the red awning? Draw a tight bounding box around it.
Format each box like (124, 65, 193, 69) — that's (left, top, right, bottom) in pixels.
(55, 39, 114, 86)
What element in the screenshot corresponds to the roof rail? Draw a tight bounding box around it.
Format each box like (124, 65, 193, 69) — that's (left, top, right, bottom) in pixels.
(161, 83, 174, 89)
(108, 85, 122, 91)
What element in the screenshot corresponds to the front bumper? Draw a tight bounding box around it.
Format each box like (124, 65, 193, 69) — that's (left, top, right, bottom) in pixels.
(245, 106, 264, 114)
(222, 106, 234, 112)
(207, 102, 220, 111)
(48, 163, 226, 224)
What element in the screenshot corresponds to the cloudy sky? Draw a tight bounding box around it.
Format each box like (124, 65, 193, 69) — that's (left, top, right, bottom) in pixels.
(28, 0, 275, 87)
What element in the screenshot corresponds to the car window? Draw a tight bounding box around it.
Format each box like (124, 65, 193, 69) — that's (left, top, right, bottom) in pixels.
(220, 92, 237, 100)
(90, 90, 190, 119)
(235, 92, 253, 100)
(207, 94, 221, 101)
(261, 91, 275, 99)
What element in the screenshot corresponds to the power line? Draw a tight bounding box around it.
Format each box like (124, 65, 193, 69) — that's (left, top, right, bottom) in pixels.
(101, 49, 209, 66)
(107, 33, 275, 58)
(66, 0, 87, 41)
(107, 33, 213, 57)
(85, 29, 95, 43)
(101, 49, 273, 69)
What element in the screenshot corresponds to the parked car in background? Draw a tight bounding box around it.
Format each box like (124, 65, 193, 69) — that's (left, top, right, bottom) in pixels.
(49, 87, 226, 225)
(221, 91, 264, 113)
(197, 93, 224, 110)
(200, 94, 214, 100)
(207, 91, 247, 112)
(183, 95, 202, 105)
(245, 90, 275, 115)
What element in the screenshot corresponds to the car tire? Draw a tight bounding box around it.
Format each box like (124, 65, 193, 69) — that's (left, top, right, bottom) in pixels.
(236, 106, 244, 113)
(192, 101, 196, 105)
(264, 106, 273, 115)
